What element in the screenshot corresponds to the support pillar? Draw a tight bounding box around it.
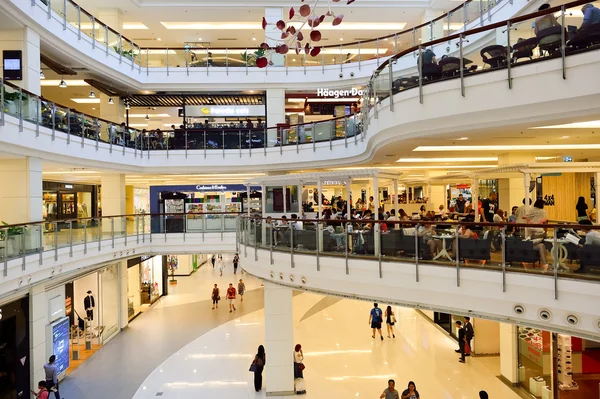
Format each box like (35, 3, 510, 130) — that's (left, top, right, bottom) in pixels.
(29, 282, 48, 392)
(317, 179, 322, 219)
(472, 178, 479, 221)
(266, 88, 285, 144)
(0, 157, 42, 224)
(118, 260, 129, 329)
(393, 179, 399, 215)
(346, 179, 352, 218)
(499, 323, 519, 384)
(596, 173, 600, 225)
(264, 282, 295, 395)
(264, 7, 285, 66)
(100, 174, 126, 233)
(0, 27, 41, 95)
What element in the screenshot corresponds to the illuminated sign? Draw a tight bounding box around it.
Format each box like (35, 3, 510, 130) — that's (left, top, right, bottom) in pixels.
(64, 184, 73, 189)
(317, 88, 364, 98)
(563, 156, 573, 162)
(186, 105, 265, 117)
(46, 317, 70, 377)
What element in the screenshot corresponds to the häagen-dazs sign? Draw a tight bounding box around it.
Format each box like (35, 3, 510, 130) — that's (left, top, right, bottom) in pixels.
(196, 185, 227, 191)
(317, 88, 364, 98)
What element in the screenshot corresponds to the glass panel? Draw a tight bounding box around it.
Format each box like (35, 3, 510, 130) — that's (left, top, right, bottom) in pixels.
(431, 18, 445, 41)
(107, 29, 121, 60)
(120, 39, 136, 65)
(40, 99, 53, 130)
(0, 223, 44, 261)
(2, 83, 20, 117)
(313, 119, 334, 142)
(226, 49, 245, 68)
(54, 105, 69, 133)
(206, 214, 224, 231)
(50, 0, 65, 21)
(448, 6, 466, 35)
(465, 0, 482, 26)
(100, 263, 119, 342)
(79, 9, 95, 43)
(65, 1, 80, 35)
(169, 49, 188, 68)
(189, 49, 207, 68)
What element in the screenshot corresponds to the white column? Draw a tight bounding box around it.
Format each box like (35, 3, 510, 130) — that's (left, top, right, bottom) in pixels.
(297, 183, 303, 214)
(264, 282, 295, 395)
(317, 179, 322, 219)
(0, 157, 42, 224)
(472, 178, 479, 221)
(247, 185, 251, 217)
(346, 179, 352, 218)
(0, 27, 41, 95)
(264, 7, 285, 66)
(499, 323, 519, 384)
(266, 89, 285, 144)
(283, 185, 287, 214)
(118, 260, 129, 329)
(29, 282, 48, 391)
(101, 174, 126, 233)
(393, 179, 399, 215)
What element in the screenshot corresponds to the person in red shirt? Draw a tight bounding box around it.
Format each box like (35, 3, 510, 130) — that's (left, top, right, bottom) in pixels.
(31, 381, 49, 399)
(227, 283, 237, 313)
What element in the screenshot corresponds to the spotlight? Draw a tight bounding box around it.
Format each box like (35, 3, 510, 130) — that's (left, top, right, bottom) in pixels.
(108, 96, 115, 105)
(145, 115, 150, 120)
(58, 79, 67, 88)
(40, 71, 45, 79)
(89, 90, 96, 98)
(125, 102, 131, 110)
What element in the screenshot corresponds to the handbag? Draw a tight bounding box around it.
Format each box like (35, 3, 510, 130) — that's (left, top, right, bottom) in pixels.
(391, 315, 396, 323)
(298, 363, 306, 371)
(465, 342, 472, 355)
(249, 362, 257, 372)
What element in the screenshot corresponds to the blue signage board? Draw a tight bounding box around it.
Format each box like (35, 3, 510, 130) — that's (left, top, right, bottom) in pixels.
(46, 317, 70, 376)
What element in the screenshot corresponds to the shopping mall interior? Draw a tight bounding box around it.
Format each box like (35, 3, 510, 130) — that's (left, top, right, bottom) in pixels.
(1, 0, 600, 398)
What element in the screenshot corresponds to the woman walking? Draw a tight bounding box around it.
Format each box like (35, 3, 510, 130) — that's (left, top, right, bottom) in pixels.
(385, 306, 396, 338)
(211, 284, 220, 309)
(218, 257, 224, 276)
(251, 345, 266, 392)
(293, 344, 306, 394)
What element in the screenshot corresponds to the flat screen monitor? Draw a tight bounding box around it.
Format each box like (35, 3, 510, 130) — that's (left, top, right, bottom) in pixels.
(45, 317, 70, 377)
(3, 50, 22, 80)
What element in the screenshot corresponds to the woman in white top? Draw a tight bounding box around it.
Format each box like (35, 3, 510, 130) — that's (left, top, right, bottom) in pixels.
(218, 258, 224, 276)
(524, 199, 549, 269)
(293, 344, 306, 394)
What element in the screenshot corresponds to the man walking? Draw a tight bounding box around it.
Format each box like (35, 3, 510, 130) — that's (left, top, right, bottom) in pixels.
(227, 283, 237, 313)
(43, 355, 60, 399)
(379, 379, 399, 399)
(456, 321, 466, 363)
(463, 317, 474, 356)
(369, 303, 384, 341)
(238, 279, 246, 302)
(211, 254, 216, 268)
(233, 253, 239, 274)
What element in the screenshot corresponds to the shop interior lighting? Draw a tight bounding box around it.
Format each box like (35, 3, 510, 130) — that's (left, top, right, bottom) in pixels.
(413, 144, 600, 151)
(530, 120, 600, 129)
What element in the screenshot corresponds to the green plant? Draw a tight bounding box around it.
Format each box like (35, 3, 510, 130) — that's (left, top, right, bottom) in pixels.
(1, 222, 25, 238)
(240, 48, 266, 66)
(112, 46, 137, 59)
(3, 92, 27, 102)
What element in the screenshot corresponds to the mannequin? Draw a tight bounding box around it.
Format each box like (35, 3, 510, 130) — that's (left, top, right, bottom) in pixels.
(84, 290, 95, 320)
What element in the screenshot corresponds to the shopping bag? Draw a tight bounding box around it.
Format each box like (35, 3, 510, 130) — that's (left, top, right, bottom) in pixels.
(465, 342, 472, 355)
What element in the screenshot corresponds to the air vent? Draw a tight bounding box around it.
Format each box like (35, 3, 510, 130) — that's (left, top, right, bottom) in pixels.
(513, 305, 525, 315)
(566, 315, 579, 325)
(539, 309, 552, 321)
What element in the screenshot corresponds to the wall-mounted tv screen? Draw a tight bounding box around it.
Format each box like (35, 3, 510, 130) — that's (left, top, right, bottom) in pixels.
(3, 50, 23, 80)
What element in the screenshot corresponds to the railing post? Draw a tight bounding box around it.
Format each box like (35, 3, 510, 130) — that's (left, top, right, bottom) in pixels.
(39, 224, 44, 265)
(97, 219, 101, 251)
(81, 113, 86, 148)
(506, 21, 512, 89)
(388, 62, 394, 111)
(142, 216, 145, 243)
(111, 218, 115, 248)
(47, 0, 51, 19)
(553, 228, 559, 300)
(226, 49, 229, 75)
(412, 28, 416, 46)
(290, 222, 295, 268)
(463, 3, 467, 30)
(118, 34, 123, 64)
(18, 87, 23, 132)
(91, 18, 96, 49)
(35, 97, 40, 136)
(376, 38, 380, 66)
(62, 0, 66, 29)
(479, 0, 484, 26)
(136, 215, 139, 244)
(185, 129, 188, 158)
(263, 127, 267, 156)
(254, 221, 258, 261)
(460, 34, 465, 97)
(166, 48, 170, 76)
(166, 134, 169, 158)
(222, 130, 225, 158)
(245, 47, 248, 75)
(68, 221, 73, 257)
(455, 225, 460, 287)
(418, 46, 423, 104)
(501, 226, 506, 292)
(95, 118, 99, 150)
(239, 130, 242, 158)
(0, 78, 4, 127)
(204, 130, 207, 159)
(315, 221, 320, 271)
(415, 223, 420, 282)
(312, 123, 316, 152)
(357, 41, 361, 69)
(66, 109, 71, 144)
(54, 223, 58, 261)
(105, 26, 108, 55)
(561, 6, 566, 80)
(377, 224, 382, 278)
(269, 220, 273, 265)
(146, 48, 149, 76)
(249, 129, 252, 157)
(77, 5, 81, 41)
(51, 103, 56, 140)
(84, 222, 87, 255)
(344, 116, 348, 148)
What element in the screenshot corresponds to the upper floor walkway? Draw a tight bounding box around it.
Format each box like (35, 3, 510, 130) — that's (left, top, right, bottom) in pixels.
(2, 212, 600, 340)
(1, 0, 539, 89)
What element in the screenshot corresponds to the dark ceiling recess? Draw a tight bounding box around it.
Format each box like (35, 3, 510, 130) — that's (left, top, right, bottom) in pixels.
(84, 79, 126, 97)
(125, 94, 265, 107)
(40, 54, 77, 75)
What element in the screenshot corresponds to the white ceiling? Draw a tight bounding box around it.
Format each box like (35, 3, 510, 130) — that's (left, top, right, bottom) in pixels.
(70, 0, 460, 48)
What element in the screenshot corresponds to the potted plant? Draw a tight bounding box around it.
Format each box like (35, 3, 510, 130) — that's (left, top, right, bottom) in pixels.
(1, 222, 25, 257)
(240, 48, 266, 67)
(112, 46, 137, 61)
(3, 91, 27, 115)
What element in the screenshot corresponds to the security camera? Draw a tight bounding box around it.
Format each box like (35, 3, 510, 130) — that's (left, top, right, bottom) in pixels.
(339, 72, 344, 78)
(350, 72, 355, 77)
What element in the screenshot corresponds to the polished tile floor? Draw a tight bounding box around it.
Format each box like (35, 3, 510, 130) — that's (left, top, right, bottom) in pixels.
(61, 254, 522, 399)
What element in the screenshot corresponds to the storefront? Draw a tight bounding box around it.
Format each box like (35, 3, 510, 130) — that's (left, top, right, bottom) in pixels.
(126, 256, 165, 320)
(164, 254, 210, 277)
(149, 184, 261, 233)
(42, 181, 99, 226)
(0, 296, 30, 399)
(134, 188, 150, 214)
(62, 264, 120, 373)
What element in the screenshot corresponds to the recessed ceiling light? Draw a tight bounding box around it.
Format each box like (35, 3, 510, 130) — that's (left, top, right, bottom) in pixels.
(252, 37, 256, 41)
(71, 98, 101, 104)
(157, 37, 162, 41)
(413, 144, 600, 151)
(293, 58, 296, 62)
(397, 157, 498, 163)
(249, 90, 254, 93)
(340, 37, 344, 41)
(561, 135, 570, 139)
(530, 120, 600, 129)
(198, 37, 202, 41)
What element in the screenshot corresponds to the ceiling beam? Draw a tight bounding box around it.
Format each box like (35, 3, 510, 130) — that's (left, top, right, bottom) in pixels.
(40, 54, 77, 76)
(84, 79, 127, 97)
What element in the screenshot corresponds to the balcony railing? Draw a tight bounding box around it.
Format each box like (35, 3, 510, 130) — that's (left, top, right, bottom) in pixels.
(363, 0, 600, 124)
(30, 0, 511, 74)
(239, 216, 600, 300)
(0, 78, 365, 157)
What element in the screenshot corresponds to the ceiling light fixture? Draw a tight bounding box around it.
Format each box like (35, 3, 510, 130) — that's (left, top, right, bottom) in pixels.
(252, 37, 256, 41)
(413, 144, 600, 151)
(530, 120, 600, 129)
(40, 70, 45, 79)
(157, 37, 162, 41)
(396, 157, 498, 163)
(58, 79, 67, 88)
(125, 101, 131, 110)
(145, 115, 150, 120)
(198, 37, 203, 41)
(108, 96, 115, 105)
(89, 90, 96, 98)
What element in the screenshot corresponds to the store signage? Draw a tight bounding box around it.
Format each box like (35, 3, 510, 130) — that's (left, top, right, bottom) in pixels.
(186, 105, 265, 117)
(196, 184, 227, 191)
(3, 50, 23, 80)
(127, 255, 155, 268)
(321, 180, 347, 185)
(64, 184, 73, 189)
(46, 317, 70, 375)
(317, 88, 364, 98)
(563, 156, 573, 162)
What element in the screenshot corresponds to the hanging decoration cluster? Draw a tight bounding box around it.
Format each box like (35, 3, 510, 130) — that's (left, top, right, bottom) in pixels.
(256, 0, 356, 68)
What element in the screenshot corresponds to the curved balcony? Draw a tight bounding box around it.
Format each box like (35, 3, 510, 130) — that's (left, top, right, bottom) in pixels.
(2, 213, 600, 340)
(0, 0, 536, 88)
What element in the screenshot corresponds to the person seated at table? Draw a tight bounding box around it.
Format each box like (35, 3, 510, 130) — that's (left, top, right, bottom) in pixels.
(453, 224, 479, 254)
(156, 129, 164, 149)
(580, 4, 600, 31)
(355, 198, 365, 210)
(290, 214, 303, 230)
(438, 205, 448, 220)
(386, 209, 399, 230)
(524, 199, 550, 270)
(418, 224, 441, 257)
(581, 226, 600, 246)
(417, 48, 437, 66)
(398, 209, 410, 222)
(419, 205, 427, 219)
(275, 216, 290, 246)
